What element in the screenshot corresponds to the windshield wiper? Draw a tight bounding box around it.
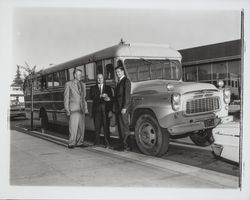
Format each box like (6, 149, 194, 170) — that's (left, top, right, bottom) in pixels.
(159, 59, 170, 64)
(140, 58, 152, 64)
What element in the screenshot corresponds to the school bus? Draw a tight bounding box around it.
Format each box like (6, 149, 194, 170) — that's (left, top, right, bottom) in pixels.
(23, 41, 231, 156)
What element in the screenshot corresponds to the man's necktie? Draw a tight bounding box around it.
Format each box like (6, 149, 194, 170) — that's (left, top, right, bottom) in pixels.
(77, 82, 81, 93)
(99, 84, 102, 94)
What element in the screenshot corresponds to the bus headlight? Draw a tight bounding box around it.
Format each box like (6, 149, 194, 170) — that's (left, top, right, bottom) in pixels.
(171, 93, 181, 111)
(166, 83, 174, 91)
(217, 80, 224, 88)
(223, 88, 231, 104)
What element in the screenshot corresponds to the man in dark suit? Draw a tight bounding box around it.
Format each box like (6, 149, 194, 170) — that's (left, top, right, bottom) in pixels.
(89, 73, 113, 148)
(114, 62, 132, 151)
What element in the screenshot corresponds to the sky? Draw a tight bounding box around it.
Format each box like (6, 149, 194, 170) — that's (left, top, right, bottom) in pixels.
(13, 8, 241, 76)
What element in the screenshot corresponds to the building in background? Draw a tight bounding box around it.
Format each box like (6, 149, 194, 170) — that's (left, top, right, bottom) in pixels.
(9, 84, 26, 119)
(180, 40, 241, 100)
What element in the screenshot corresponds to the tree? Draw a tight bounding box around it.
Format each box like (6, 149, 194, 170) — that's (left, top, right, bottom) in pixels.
(12, 65, 24, 87)
(21, 62, 37, 78)
(19, 62, 37, 92)
(19, 62, 38, 130)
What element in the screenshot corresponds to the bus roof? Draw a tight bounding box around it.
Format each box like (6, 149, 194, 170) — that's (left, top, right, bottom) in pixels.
(38, 42, 182, 76)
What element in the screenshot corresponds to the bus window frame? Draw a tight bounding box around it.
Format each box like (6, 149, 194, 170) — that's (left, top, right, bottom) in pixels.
(41, 75, 47, 90)
(36, 76, 42, 90)
(85, 62, 96, 81)
(96, 60, 103, 76)
(47, 73, 54, 88)
(58, 69, 67, 86)
(67, 67, 76, 81)
(76, 65, 86, 81)
(53, 72, 60, 87)
(33, 78, 38, 90)
(103, 58, 115, 81)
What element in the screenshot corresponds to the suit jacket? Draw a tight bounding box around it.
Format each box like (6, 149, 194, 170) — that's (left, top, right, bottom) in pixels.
(115, 76, 131, 113)
(89, 84, 113, 116)
(64, 79, 88, 115)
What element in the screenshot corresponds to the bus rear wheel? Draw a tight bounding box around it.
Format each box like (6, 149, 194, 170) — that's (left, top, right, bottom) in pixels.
(134, 111, 169, 157)
(189, 129, 214, 147)
(39, 108, 49, 130)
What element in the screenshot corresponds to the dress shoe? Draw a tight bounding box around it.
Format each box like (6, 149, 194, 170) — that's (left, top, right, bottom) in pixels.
(113, 146, 124, 151)
(105, 145, 112, 149)
(76, 144, 89, 148)
(124, 146, 131, 152)
(67, 145, 75, 149)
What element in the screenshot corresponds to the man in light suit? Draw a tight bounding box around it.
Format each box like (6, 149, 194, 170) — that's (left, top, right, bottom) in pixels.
(64, 69, 88, 149)
(114, 62, 132, 151)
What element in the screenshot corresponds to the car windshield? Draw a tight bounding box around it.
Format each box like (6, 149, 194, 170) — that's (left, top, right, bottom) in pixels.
(124, 59, 182, 82)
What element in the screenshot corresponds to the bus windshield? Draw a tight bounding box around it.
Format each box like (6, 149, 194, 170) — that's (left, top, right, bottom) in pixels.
(124, 59, 182, 82)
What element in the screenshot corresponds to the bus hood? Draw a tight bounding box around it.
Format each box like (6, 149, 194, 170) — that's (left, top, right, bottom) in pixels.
(131, 80, 218, 95)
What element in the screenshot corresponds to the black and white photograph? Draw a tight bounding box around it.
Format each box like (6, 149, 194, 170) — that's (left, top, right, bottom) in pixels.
(0, 0, 250, 199)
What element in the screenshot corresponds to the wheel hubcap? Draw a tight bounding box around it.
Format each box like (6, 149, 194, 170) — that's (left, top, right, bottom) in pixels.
(139, 122, 156, 148)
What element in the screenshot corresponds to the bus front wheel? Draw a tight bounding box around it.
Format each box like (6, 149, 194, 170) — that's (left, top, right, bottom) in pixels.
(134, 111, 169, 157)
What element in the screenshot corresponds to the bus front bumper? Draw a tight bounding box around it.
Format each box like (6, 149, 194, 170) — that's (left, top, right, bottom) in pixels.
(167, 117, 221, 136)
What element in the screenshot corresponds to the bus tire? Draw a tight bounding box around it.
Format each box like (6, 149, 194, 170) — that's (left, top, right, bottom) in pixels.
(189, 129, 214, 147)
(134, 111, 169, 157)
(39, 107, 49, 130)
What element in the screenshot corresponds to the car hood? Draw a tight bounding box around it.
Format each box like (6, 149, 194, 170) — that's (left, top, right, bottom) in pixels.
(131, 80, 218, 94)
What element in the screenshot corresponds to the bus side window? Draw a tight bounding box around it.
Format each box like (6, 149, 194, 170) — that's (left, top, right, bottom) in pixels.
(47, 74, 53, 87)
(33, 78, 38, 90)
(59, 70, 67, 85)
(37, 77, 41, 90)
(76, 65, 85, 81)
(85, 63, 95, 81)
(53, 72, 60, 87)
(68, 68, 75, 81)
(104, 61, 114, 80)
(96, 61, 103, 75)
(41, 75, 47, 89)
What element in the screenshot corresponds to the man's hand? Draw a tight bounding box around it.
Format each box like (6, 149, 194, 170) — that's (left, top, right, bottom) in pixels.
(121, 108, 126, 114)
(66, 111, 70, 117)
(104, 96, 110, 101)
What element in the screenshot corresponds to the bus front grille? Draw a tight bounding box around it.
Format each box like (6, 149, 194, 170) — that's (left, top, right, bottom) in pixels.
(185, 97, 220, 115)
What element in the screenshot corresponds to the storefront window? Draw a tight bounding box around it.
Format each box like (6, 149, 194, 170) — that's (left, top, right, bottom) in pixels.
(212, 62, 227, 80)
(197, 64, 212, 82)
(228, 60, 241, 75)
(184, 66, 197, 81)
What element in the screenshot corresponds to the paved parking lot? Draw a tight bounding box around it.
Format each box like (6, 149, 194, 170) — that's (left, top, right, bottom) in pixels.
(10, 130, 239, 188)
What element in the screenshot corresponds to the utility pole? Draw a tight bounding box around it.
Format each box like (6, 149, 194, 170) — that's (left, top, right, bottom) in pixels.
(30, 76, 34, 130)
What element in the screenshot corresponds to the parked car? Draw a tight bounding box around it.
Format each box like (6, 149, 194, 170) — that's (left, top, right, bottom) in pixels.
(9, 86, 26, 119)
(211, 117, 240, 163)
(229, 100, 240, 113)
